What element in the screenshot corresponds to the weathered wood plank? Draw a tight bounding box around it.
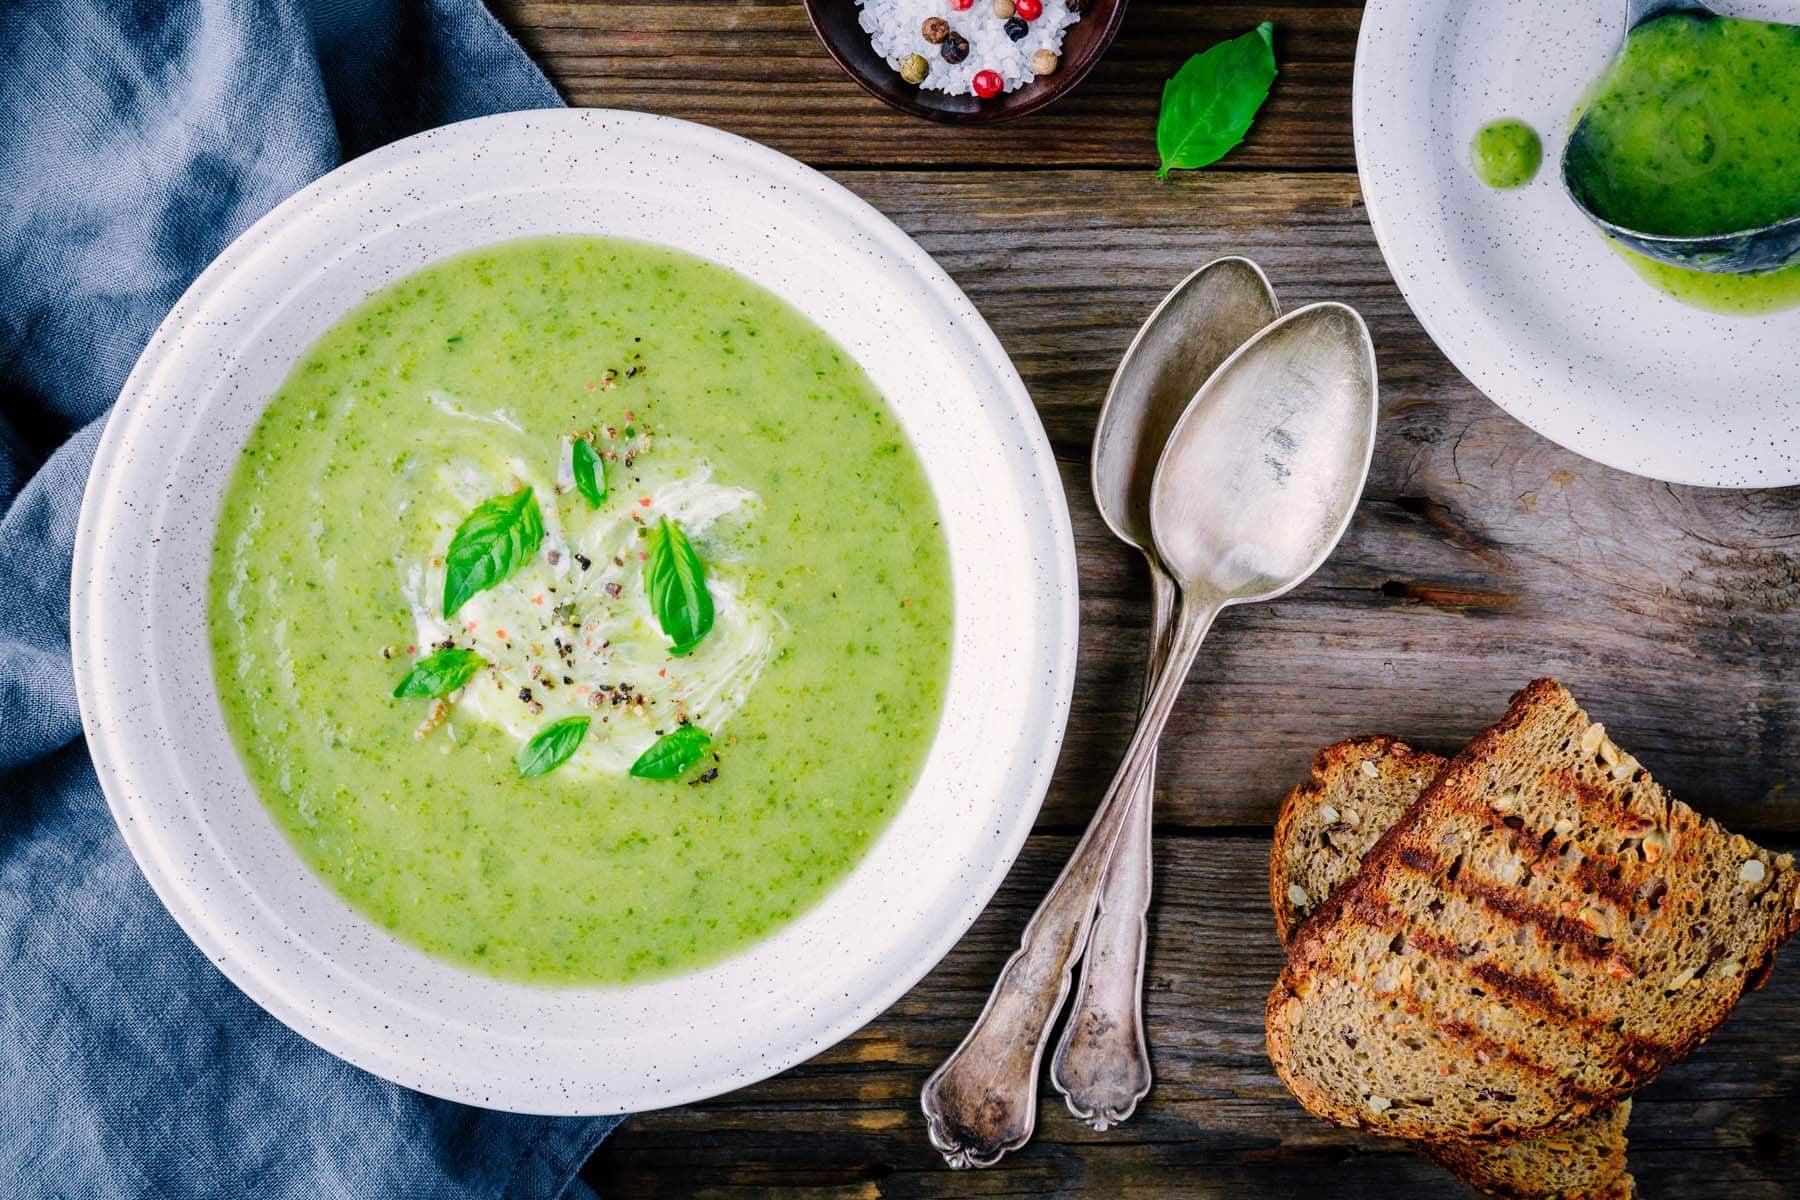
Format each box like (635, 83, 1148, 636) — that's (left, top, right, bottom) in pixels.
(491, 1, 1360, 169)
(813, 169, 1800, 835)
(585, 834, 1800, 1196)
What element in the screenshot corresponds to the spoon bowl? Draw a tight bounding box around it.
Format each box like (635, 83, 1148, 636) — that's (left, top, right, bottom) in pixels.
(1150, 302, 1378, 604)
(1561, 0, 1800, 274)
(1091, 259, 1282, 552)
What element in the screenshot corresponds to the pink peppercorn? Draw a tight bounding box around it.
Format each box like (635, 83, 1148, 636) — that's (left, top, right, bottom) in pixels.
(971, 70, 1003, 99)
(1014, 0, 1042, 17)
(948, 0, 974, 9)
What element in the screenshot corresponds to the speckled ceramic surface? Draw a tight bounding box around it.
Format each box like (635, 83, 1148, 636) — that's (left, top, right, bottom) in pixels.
(69, 109, 1079, 1115)
(1355, 0, 1800, 487)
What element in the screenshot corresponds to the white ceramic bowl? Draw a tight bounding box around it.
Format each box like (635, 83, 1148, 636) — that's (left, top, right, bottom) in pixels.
(1355, 0, 1800, 487)
(70, 110, 1079, 1115)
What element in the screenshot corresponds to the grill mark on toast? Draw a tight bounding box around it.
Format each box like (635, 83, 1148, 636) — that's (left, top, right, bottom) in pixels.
(1347, 893, 1397, 934)
(1467, 961, 1580, 1021)
(1570, 857, 1638, 908)
(1382, 1000, 1618, 1122)
(1408, 927, 1473, 964)
(1343, 890, 1666, 1074)
(1560, 774, 1663, 836)
(1385, 843, 1622, 966)
(1383, 998, 1572, 1087)
(1429, 778, 1650, 916)
(1456, 877, 1616, 964)
(1335, 895, 1628, 1061)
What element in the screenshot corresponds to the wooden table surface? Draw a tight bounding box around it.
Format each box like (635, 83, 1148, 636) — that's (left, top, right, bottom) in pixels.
(492, 3, 1800, 1195)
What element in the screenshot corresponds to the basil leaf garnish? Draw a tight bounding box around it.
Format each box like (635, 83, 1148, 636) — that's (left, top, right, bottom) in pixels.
(629, 725, 712, 780)
(642, 516, 714, 656)
(443, 487, 545, 617)
(517, 715, 590, 778)
(571, 437, 606, 507)
(392, 647, 486, 699)
(1156, 22, 1277, 179)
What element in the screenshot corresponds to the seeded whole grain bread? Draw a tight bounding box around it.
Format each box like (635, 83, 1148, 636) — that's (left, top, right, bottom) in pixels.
(1271, 737, 1635, 1199)
(1267, 679, 1800, 1144)
(1270, 736, 1449, 944)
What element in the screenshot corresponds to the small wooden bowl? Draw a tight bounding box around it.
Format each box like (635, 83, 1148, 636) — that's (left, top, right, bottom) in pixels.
(802, 0, 1129, 124)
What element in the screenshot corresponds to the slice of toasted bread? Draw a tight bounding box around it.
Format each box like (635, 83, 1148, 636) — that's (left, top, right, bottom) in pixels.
(1271, 738, 1634, 1199)
(1268, 679, 1800, 1143)
(1419, 1099, 1633, 1200)
(1270, 736, 1448, 943)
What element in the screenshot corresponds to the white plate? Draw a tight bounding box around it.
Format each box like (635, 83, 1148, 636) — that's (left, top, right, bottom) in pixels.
(1355, 0, 1800, 487)
(70, 110, 1079, 1115)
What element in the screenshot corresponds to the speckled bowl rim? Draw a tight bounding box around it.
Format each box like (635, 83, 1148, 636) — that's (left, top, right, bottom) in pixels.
(1353, 0, 1800, 488)
(70, 109, 1079, 1115)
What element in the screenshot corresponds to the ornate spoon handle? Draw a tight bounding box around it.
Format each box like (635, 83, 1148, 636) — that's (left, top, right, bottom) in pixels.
(1048, 563, 1174, 1129)
(920, 593, 1218, 1168)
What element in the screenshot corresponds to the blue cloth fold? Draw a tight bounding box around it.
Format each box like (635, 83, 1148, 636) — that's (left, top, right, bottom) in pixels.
(1, 2, 622, 1195)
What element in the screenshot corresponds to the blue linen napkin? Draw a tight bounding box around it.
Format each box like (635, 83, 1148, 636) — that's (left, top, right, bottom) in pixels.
(0, 2, 623, 1195)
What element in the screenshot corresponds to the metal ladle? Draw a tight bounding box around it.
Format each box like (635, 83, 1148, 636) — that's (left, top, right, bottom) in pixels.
(921, 302, 1378, 1168)
(1562, 0, 1800, 273)
(1050, 259, 1280, 1131)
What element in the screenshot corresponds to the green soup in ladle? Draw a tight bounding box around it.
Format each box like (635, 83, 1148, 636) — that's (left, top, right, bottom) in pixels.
(1562, 0, 1800, 273)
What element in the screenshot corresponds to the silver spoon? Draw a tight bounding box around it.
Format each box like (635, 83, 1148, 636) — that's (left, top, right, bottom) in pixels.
(921, 302, 1377, 1168)
(1050, 259, 1280, 1132)
(1562, 0, 1800, 273)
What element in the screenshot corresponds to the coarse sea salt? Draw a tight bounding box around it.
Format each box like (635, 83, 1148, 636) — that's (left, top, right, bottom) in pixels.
(856, 0, 1081, 96)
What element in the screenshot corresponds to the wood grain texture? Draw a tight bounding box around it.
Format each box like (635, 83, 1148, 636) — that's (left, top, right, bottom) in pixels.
(492, 1, 1359, 168)
(588, 835, 1800, 1197)
(495, 2, 1800, 1193)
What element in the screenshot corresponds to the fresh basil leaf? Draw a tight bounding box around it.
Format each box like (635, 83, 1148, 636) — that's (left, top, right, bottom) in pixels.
(443, 487, 545, 617)
(628, 725, 712, 780)
(517, 715, 590, 778)
(642, 516, 714, 655)
(1156, 22, 1278, 179)
(571, 437, 606, 507)
(392, 647, 486, 699)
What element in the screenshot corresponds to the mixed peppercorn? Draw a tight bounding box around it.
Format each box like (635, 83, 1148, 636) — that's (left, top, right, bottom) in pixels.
(889, 0, 1077, 96)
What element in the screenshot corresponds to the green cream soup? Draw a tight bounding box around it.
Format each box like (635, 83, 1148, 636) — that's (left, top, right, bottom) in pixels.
(210, 236, 952, 984)
(1568, 14, 1800, 238)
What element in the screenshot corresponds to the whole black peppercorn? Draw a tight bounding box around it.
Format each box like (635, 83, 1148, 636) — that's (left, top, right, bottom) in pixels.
(940, 31, 970, 64)
(1066, 0, 1090, 11)
(1003, 15, 1028, 40)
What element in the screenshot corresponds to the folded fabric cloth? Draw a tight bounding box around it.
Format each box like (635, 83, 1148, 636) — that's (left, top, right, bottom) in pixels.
(0, 2, 623, 1195)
